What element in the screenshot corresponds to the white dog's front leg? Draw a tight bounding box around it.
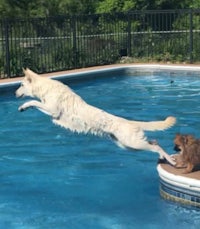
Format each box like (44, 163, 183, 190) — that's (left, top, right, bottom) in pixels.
(18, 100, 53, 116)
(150, 144, 176, 166)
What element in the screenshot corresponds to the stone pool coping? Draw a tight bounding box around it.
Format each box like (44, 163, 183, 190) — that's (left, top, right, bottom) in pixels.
(1, 63, 200, 86)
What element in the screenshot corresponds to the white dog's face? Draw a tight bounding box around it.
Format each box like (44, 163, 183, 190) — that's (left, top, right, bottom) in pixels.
(15, 77, 34, 98)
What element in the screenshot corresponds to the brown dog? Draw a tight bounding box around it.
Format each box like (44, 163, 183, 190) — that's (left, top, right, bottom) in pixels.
(174, 134, 200, 173)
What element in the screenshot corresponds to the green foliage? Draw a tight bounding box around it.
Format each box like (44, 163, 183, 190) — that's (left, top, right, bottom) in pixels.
(96, 0, 191, 13)
(0, 0, 192, 18)
(189, 0, 200, 8)
(96, 0, 136, 13)
(0, 0, 99, 18)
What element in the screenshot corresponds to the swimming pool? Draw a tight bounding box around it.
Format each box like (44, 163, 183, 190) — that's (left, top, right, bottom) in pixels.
(0, 66, 200, 228)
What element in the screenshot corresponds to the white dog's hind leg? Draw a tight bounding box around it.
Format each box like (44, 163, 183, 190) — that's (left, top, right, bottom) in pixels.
(18, 100, 57, 117)
(119, 136, 176, 165)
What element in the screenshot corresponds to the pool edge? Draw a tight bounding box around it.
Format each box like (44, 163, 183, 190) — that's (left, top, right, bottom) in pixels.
(1, 63, 200, 87)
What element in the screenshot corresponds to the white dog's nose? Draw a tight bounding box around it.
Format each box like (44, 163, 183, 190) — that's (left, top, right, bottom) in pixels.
(15, 90, 19, 97)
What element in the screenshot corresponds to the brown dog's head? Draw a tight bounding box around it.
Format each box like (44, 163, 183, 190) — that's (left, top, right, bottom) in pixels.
(174, 134, 195, 152)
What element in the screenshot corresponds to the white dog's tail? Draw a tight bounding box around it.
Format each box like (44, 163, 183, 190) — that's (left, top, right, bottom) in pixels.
(130, 116, 176, 131)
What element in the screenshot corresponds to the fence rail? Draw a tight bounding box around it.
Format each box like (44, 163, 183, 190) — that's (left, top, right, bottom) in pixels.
(1, 9, 200, 78)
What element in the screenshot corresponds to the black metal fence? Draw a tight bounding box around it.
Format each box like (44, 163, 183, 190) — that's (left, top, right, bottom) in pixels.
(1, 9, 200, 78)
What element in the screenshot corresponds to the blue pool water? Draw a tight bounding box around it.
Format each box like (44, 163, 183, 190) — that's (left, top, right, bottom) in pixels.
(0, 69, 200, 228)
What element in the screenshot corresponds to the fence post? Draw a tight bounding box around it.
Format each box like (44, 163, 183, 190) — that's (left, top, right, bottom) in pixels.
(4, 19, 11, 77)
(71, 16, 77, 68)
(189, 9, 193, 63)
(127, 13, 131, 56)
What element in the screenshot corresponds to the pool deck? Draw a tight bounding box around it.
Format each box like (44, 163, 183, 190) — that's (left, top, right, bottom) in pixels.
(2, 63, 200, 85)
(1, 63, 200, 181)
(0, 64, 131, 84)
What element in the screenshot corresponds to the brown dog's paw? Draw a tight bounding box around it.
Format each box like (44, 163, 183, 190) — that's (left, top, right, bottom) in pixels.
(182, 169, 191, 174)
(182, 164, 194, 174)
(175, 163, 187, 169)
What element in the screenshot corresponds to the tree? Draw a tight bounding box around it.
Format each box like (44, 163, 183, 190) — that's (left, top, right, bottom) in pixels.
(0, 0, 99, 18)
(60, 0, 98, 15)
(96, 0, 136, 13)
(96, 0, 191, 14)
(189, 0, 200, 8)
(0, 0, 42, 17)
(0, 0, 193, 19)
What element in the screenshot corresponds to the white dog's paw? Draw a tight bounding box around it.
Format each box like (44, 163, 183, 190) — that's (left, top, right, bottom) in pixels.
(170, 155, 176, 161)
(167, 156, 176, 166)
(18, 106, 26, 112)
(18, 105, 30, 112)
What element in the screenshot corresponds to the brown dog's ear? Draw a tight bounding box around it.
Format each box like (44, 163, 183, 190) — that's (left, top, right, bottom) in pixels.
(187, 134, 194, 139)
(183, 135, 189, 144)
(186, 135, 195, 145)
(174, 133, 180, 142)
(175, 133, 181, 141)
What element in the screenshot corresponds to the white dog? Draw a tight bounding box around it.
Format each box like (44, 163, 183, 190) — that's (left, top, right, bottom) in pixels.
(16, 68, 176, 165)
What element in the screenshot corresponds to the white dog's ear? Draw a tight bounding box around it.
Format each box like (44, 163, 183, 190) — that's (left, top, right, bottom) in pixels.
(22, 68, 32, 83)
(22, 68, 38, 83)
(22, 68, 31, 75)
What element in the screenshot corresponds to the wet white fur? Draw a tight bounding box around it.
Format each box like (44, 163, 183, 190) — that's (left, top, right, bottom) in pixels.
(16, 69, 176, 165)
